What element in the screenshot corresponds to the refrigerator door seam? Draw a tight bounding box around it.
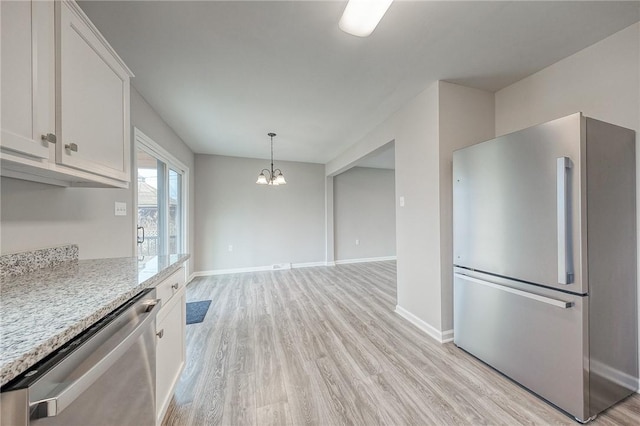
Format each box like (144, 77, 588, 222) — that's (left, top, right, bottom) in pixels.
(454, 273, 573, 308)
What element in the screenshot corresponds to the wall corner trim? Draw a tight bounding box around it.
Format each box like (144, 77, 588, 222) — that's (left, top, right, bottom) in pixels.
(335, 256, 397, 265)
(395, 305, 454, 344)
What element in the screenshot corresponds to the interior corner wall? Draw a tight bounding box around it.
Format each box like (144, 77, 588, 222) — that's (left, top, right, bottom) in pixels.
(194, 154, 325, 272)
(438, 81, 495, 331)
(0, 86, 195, 266)
(334, 167, 396, 261)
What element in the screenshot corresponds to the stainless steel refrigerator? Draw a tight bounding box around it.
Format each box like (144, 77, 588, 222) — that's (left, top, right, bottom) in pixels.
(452, 113, 638, 422)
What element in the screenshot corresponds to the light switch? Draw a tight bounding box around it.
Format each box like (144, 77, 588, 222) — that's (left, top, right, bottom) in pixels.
(228, 245, 233, 252)
(399, 196, 405, 207)
(114, 202, 127, 216)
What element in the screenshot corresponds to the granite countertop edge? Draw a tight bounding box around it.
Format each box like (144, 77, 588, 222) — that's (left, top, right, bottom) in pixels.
(0, 254, 190, 387)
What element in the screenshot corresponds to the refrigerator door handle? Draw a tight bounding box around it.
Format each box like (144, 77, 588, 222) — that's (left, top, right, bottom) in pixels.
(557, 157, 574, 284)
(454, 273, 573, 308)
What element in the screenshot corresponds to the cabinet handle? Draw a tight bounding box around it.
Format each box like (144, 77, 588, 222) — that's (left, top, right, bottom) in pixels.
(41, 133, 56, 144)
(171, 283, 179, 290)
(65, 143, 78, 152)
(156, 329, 164, 339)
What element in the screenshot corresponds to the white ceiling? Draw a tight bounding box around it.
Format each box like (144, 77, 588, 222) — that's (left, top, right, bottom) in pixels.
(79, 1, 640, 164)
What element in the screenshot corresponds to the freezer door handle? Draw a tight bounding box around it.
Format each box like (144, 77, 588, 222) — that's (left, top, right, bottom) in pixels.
(454, 273, 573, 308)
(557, 157, 574, 284)
(29, 298, 160, 419)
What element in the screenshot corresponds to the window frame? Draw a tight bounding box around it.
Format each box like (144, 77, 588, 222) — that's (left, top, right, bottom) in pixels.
(133, 127, 189, 258)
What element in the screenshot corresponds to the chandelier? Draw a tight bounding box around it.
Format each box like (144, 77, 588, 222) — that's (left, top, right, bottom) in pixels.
(256, 132, 286, 186)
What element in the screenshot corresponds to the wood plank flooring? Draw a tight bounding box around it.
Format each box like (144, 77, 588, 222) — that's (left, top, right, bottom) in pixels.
(163, 261, 640, 425)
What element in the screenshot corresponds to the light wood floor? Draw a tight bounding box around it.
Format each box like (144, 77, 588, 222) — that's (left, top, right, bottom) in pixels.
(163, 261, 640, 425)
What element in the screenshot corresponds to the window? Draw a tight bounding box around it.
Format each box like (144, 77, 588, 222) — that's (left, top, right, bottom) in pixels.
(135, 128, 188, 257)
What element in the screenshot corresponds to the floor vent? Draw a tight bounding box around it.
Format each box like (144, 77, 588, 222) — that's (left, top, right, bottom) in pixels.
(272, 263, 292, 270)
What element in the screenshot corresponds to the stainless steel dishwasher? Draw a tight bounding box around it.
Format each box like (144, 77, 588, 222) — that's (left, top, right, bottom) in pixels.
(1, 288, 160, 426)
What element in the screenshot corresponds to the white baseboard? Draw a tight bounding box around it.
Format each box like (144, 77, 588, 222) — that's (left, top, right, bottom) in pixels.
(292, 261, 327, 268)
(395, 305, 454, 344)
(192, 265, 273, 277)
(441, 329, 454, 343)
(187, 272, 196, 283)
(191, 258, 396, 277)
(193, 261, 329, 277)
(335, 256, 396, 265)
(590, 359, 639, 391)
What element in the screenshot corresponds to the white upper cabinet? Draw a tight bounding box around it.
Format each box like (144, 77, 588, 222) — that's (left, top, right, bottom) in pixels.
(0, 0, 134, 188)
(56, 0, 132, 182)
(1, 0, 55, 160)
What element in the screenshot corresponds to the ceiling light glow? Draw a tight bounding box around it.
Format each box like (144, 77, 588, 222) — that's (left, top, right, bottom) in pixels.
(339, 0, 394, 37)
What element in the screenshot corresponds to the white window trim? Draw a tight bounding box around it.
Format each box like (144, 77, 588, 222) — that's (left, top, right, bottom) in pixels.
(133, 127, 189, 259)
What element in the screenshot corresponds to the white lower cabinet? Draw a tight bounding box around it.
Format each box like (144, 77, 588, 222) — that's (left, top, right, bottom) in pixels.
(155, 269, 186, 425)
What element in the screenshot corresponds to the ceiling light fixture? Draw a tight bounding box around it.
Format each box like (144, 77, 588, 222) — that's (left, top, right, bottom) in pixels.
(339, 0, 394, 37)
(256, 133, 286, 186)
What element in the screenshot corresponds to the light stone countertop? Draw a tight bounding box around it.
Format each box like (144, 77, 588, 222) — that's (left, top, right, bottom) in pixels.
(0, 254, 190, 387)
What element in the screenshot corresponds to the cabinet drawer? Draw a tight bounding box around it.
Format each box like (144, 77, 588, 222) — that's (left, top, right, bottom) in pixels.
(156, 266, 185, 307)
(453, 272, 588, 420)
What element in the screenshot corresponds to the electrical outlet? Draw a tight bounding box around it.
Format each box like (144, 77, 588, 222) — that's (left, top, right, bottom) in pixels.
(228, 245, 233, 252)
(114, 202, 127, 216)
(355, 239, 360, 245)
(399, 196, 405, 207)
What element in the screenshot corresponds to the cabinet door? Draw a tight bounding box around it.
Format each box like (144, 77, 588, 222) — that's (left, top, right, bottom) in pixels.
(1, 0, 54, 159)
(156, 290, 186, 425)
(56, 0, 131, 182)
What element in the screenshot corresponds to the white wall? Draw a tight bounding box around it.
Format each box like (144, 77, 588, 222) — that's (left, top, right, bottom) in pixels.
(0, 178, 132, 258)
(194, 154, 325, 272)
(0, 87, 195, 273)
(394, 82, 443, 330)
(496, 23, 639, 136)
(334, 167, 396, 261)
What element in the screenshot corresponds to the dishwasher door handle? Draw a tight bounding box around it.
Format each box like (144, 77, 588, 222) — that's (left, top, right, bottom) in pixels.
(30, 299, 161, 418)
